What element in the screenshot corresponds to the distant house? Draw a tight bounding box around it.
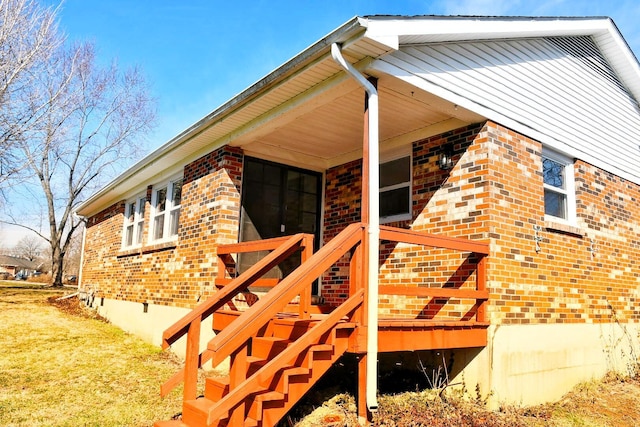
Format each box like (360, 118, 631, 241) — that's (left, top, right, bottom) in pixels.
(76, 15, 640, 426)
(0, 255, 37, 277)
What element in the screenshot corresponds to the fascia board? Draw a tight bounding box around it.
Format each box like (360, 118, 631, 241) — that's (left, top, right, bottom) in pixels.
(364, 16, 613, 41)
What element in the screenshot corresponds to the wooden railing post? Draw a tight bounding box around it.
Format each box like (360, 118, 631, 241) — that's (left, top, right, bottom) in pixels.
(476, 255, 487, 323)
(216, 250, 228, 282)
(183, 317, 202, 401)
(228, 342, 249, 425)
(298, 234, 314, 319)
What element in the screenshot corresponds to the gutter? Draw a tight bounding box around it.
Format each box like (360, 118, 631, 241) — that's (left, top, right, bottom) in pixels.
(331, 42, 379, 412)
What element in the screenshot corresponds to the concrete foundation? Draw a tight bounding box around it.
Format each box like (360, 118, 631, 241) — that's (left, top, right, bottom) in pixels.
(90, 297, 220, 369)
(454, 323, 640, 407)
(90, 298, 639, 408)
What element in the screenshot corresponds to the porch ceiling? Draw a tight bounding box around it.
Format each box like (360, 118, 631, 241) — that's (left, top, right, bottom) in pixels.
(229, 73, 484, 170)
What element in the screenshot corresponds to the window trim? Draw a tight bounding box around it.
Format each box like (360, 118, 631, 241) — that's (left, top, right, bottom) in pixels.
(542, 148, 576, 226)
(379, 145, 412, 223)
(121, 194, 146, 249)
(149, 176, 183, 244)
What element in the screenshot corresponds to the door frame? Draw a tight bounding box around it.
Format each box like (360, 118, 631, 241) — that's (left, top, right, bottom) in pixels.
(239, 156, 324, 293)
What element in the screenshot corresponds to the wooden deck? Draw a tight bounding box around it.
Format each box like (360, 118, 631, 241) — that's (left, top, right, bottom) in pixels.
(214, 309, 489, 352)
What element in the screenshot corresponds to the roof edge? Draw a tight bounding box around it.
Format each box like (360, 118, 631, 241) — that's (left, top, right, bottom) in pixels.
(76, 16, 367, 216)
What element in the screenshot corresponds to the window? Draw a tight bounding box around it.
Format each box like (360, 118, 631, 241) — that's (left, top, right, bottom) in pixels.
(151, 178, 183, 242)
(379, 149, 412, 222)
(542, 149, 575, 223)
(123, 195, 146, 247)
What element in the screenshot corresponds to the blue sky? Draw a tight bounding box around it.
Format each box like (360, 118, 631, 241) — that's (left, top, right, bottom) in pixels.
(2, 0, 640, 244)
(52, 0, 640, 149)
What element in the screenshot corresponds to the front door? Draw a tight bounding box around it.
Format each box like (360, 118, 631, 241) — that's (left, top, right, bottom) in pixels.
(239, 157, 321, 286)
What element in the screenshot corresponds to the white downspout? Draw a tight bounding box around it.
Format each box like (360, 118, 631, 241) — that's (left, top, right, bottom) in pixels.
(331, 42, 379, 412)
(75, 214, 87, 292)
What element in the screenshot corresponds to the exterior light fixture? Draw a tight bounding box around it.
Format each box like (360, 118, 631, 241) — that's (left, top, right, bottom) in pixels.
(438, 144, 454, 170)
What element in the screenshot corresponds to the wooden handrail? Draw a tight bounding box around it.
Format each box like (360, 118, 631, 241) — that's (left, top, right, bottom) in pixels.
(161, 233, 308, 349)
(217, 235, 304, 255)
(208, 222, 365, 366)
(378, 285, 489, 300)
(379, 226, 489, 255)
(160, 233, 311, 397)
(206, 290, 364, 424)
(378, 226, 489, 324)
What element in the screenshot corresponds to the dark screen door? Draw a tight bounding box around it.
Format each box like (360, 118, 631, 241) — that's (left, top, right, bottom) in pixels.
(239, 157, 321, 284)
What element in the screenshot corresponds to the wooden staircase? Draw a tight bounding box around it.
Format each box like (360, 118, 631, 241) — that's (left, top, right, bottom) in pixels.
(154, 222, 490, 427)
(179, 318, 355, 426)
(155, 224, 367, 427)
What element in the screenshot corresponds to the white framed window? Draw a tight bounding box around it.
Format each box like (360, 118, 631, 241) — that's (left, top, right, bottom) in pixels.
(542, 149, 576, 224)
(150, 177, 183, 242)
(379, 146, 412, 223)
(122, 195, 146, 248)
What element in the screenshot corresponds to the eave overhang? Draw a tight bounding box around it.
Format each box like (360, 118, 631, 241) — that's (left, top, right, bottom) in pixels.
(76, 15, 640, 217)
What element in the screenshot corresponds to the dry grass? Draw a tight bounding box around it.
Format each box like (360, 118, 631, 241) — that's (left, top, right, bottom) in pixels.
(2, 281, 639, 427)
(293, 379, 640, 427)
(0, 281, 183, 427)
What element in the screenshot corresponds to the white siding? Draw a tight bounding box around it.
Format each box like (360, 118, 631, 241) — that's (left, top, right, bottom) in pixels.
(378, 36, 640, 184)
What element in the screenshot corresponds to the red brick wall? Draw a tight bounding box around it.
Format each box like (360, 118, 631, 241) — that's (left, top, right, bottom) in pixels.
(322, 159, 362, 304)
(480, 123, 640, 325)
(82, 123, 640, 326)
(81, 145, 243, 308)
(322, 121, 640, 325)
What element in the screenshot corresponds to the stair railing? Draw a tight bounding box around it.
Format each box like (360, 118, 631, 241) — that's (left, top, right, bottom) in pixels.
(378, 226, 489, 322)
(160, 232, 314, 399)
(207, 222, 365, 366)
(215, 233, 315, 317)
(203, 222, 366, 423)
(208, 290, 363, 424)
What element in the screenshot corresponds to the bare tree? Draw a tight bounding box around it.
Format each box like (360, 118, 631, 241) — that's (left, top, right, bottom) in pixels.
(62, 221, 83, 277)
(1, 6, 156, 286)
(0, 0, 60, 183)
(12, 234, 44, 261)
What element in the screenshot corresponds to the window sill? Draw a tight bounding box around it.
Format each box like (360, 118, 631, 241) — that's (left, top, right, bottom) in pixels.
(544, 220, 584, 238)
(118, 241, 177, 258)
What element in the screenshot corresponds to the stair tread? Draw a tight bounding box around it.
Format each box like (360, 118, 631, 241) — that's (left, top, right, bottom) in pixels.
(154, 421, 188, 427)
(283, 366, 309, 376)
(184, 397, 215, 412)
(311, 343, 333, 351)
(207, 375, 230, 385)
(255, 389, 285, 402)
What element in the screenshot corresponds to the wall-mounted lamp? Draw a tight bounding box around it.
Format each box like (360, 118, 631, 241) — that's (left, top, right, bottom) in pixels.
(438, 144, 454, 170)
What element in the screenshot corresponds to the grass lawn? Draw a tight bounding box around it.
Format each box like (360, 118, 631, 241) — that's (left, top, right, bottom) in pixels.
(0, 281, 183, 427)
(1, 281, 639, 427)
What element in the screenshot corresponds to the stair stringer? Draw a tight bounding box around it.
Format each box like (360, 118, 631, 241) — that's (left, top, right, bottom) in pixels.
(250, 326, 354, 426)
(181, 291, 363, 427)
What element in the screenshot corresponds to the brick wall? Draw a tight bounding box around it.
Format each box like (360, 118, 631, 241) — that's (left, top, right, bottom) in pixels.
(81, 145, 243, 308)
(322, 121, 640, 325)
(82, 123, 640, 325)
(482, 122, 640, 325)
(322, 158, 362, 305)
